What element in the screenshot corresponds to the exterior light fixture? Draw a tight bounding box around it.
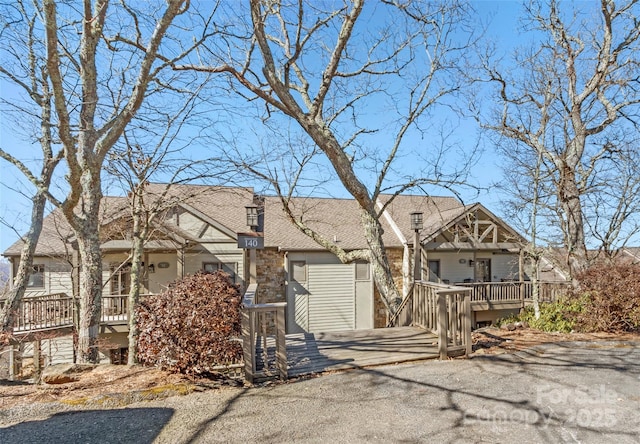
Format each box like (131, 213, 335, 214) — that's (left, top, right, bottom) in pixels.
(410, 211, 423, 231)
(148, 264, 155, 274)
(245, 204, 259, 230)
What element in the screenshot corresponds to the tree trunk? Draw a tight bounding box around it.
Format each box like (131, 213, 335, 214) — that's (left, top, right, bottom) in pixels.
(296, 118, 403, 312)
(74, 178, 104, 364)
(360, 209, 401, 313)
(558, 165, 588, 278)
(530, 256, 541, 320)
(0, 192, 48, 331)
(127, 217, 144, 366)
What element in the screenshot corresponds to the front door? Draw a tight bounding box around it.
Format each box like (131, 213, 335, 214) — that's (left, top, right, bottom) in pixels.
(286, 260, 309, 333)
(475, 259, 491, 282)
(110, 264, 131, 295)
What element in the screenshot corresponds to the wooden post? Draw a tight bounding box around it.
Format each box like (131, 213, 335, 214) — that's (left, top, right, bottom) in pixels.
(463, 291, 472, 356)
(249, 249, 257, 285)
(178, 246, 185, 279)
(518, 249, 525, 308)
(437, 293, 448, 360)
(143, 252, 150, 293)
(413, 229, 421, 282)
(241, 306, 255, 383)
(276, 304, 287, 379)
(422, 248, 428, 283)
(33, 339, 42, 384)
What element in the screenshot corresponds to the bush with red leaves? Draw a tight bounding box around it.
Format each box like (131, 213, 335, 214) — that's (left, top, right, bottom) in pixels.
(136, 271, 242, 375)
(569, 263, 640, 333)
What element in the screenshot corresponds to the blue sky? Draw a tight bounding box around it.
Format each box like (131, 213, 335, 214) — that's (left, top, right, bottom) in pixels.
(0, 1, 569, 254)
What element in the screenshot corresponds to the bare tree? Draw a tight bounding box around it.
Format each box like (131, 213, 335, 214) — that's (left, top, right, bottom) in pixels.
(0, 0, 216, 362)
(476, 0, 640, 278)
(583, 139, 640, 255)
(181, 0, 477, 313)
(0, 0, 64, 331)
(105, 91, 229, 365)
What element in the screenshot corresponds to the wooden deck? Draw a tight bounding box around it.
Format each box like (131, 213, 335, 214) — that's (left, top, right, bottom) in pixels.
(284, 327, 440, 377)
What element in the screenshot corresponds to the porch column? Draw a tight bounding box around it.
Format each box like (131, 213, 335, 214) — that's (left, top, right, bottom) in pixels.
(177, 247, 184, 279)
(143, 252, 150, 293)
(249, 249, 257, 285)
(413, 230, 421, 281)
(410, 212, 423, 281)
(421, 248, 427, 282)
(518, 248, 525, 307)
(178, 240, 190, 279)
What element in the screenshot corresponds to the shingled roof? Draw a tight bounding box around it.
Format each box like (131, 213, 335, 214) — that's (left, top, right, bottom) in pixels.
(262, 194, 468, 250)
(144, 183, 255, 235)
(376, 194, 471, 244)
(4, 185, 487, 256)
(3, 196, 129, 256)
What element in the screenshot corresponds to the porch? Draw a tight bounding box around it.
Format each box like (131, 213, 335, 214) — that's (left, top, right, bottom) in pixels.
(458, 281, 570, 311)
(242, 279, 570, 382)
(275, 327, 440, 377)
(242, 281, 473, 382)
(2, 279, 570, 381)
(3, 293, 139, 335)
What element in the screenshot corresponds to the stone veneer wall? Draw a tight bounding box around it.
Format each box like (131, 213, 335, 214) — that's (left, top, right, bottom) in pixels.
(255, 247, 286, 303)
(373, 247, 406, 328)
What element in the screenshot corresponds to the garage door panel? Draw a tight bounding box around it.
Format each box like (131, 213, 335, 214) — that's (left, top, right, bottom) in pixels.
(308, 262, 355, 332)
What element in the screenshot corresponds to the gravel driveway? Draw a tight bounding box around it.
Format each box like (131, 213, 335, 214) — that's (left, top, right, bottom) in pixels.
(2, 340, 640, 443)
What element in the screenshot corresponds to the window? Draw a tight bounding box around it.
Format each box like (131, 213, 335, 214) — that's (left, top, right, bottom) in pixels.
(355, 261, 370, 281)
(290, 261, 307, 282)
(110, 347, 128, 365)
(427, 260, 440, 282)
(203, 262, 218, 273)
(475, 259, 491, 282)
(203, 262, 237, 282)
(27, 264, 45, 288)
(110, 264, 131, 295)
(221, 263, 236, 282)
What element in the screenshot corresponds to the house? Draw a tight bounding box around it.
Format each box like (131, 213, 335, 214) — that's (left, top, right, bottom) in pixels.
(3, 184, 543, 364)
(259, 193, 533, 331)
(3, 185, 255, 363)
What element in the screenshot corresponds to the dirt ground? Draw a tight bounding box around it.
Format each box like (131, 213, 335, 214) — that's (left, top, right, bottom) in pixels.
(471, 326, 640, 355)
(1, 328, 638, 411)
(0, 364, 243, 411)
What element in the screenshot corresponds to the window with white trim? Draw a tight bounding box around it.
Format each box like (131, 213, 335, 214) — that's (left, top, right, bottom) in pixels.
(355, 261, 370, 281)
(203, 262, 237, 282)
(290, 261, 307, 282)
(27, 264, 45, 288)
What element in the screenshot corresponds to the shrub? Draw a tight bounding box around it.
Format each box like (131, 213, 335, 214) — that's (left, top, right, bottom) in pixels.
(530, 297, 586, 333)
(569, 263, 640, 333)
(498, 297, 585, 333)
(136, 271, 243, 375)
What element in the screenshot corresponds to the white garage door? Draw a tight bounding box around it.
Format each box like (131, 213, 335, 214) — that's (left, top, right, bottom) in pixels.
(287, 253, 372, 333)
(307, 260, 355, 332)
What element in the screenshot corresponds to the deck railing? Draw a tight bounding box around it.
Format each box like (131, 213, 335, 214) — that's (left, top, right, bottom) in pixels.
(393, 282, 472, 359)
(240, 284, 287, 383)
(525, 281, 570, 303)
(457, 281, 570, 305)
(3, 293, 75, 332)
(4, 293, 154, 333)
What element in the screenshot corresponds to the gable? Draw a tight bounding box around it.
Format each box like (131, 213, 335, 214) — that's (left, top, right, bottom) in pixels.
(163, 205, 236, 243)
(200, 223, 235, 241)
(425, 204, 525, 250)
